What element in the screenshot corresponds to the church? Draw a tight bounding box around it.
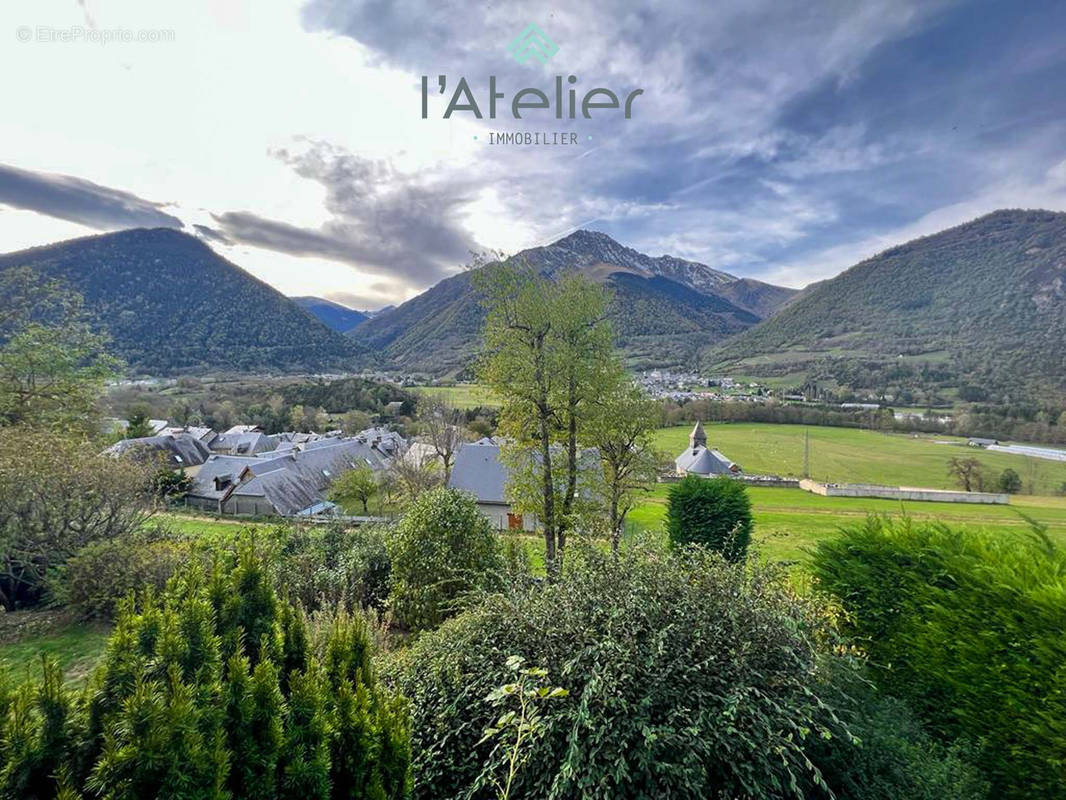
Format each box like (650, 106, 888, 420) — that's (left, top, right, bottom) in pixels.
(674, 421, 741, 478)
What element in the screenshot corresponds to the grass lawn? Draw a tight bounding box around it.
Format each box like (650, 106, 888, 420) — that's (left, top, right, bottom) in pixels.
(411, 384, 500, 410)
(654, 423, 1066, 495)
(1, 611, 110, 685)
(628, 484, 1066, 569)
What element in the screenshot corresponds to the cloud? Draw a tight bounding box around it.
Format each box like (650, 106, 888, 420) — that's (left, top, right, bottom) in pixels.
(0, 163, 183, 231)
(213, 141, 480, 288)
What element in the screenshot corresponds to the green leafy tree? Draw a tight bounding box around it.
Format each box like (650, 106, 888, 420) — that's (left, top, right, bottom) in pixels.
(124, 404, 155, 439)
(997, 468, 1022, 494)
(476, 261, 616, 574)
(0, 427, 155, 610)
(666, 475, 752, 561)
(583, 379, 661, 553)
(387, 487, 503, 631)
(329, 466, 379, 514)
(0, 267, 118, 433)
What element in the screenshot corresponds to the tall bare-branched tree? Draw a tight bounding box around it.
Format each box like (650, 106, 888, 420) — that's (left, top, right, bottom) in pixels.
(421, 396, 465, 482)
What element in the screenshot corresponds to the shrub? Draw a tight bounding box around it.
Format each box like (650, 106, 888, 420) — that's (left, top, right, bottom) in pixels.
(666, 475, 752, 560)
(395, 546, 859, 799)
(279, 523, 392, 614)
(997, 467, 1022, 494)
(386, 488, 503, 631)
(811, 516, 1066, 798)
(0, 427, 155, 610)
(809, 682, 988, 800)
(55, 525, 194, 618)
(0, 542, 411, 800)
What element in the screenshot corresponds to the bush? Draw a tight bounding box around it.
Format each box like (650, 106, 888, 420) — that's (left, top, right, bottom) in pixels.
(55, 524, 194, 618)
(809, 682, 988, 800)
(0, 427, 155, 610)
(386, 488, 503, 631)
(279, 523, 392, 614)
(395, 545, 867, 799)
(811, 516, 1066, 798)
(997, 467, 1022, 494)
(666, 475, 752, 560)
(0, 542, 411, 800)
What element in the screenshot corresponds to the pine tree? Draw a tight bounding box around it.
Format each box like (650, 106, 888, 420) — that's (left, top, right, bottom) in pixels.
(280, 665, 331, 800)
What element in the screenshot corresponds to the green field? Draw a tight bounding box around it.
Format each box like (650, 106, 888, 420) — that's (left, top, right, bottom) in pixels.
(628, 484, 1066, 568)
(1, 612, 110, 684)
(411, 384, 500, 410)
(654, 423, 1066, 495)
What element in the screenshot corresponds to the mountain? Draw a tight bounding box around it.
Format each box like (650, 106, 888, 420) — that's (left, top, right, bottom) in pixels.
(292, 296, 369, 332)
(351, 229, 794, 375)
(0, 228, 361, 374)
(709, 209, 1066, 401)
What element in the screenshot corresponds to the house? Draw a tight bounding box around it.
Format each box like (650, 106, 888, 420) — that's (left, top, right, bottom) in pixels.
(103, 432, 211, 469)
(183, 429, 404, 516)
(208, 430, 276, 456)
(448, 438, 538, 531)
(674, 421, 740, 477)
(160, 425, 217, 446)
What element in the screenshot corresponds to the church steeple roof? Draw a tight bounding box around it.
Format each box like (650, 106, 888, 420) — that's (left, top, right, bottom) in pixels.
(689, 420, 707, 450)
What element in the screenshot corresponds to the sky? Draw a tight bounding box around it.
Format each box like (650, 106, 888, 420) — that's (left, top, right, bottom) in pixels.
(2, 0, 1066, 309)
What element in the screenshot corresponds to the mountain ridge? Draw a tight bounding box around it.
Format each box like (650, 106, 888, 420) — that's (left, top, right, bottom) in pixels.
(0, 228, 361, 374)
(708, 208, 1066, 401)
(350, 229, 795, 375)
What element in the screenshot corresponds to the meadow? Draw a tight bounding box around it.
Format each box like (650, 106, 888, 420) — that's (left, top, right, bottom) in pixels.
(627, 484, 1066, 567)
(653, 422, 1066, 494)
(410, 383, 500, 409)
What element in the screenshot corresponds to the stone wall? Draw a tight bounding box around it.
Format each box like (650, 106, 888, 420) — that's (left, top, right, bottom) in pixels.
(799, 479, 1008, 505)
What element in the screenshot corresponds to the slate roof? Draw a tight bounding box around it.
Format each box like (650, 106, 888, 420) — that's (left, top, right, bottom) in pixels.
(103, 432, 211, 468)
(449, 440, 509, 503)
(448, 439, 599, 504)
(187, 432, 405, 516)
(208, 431, 276, 456)
(675, 445, 739, 476)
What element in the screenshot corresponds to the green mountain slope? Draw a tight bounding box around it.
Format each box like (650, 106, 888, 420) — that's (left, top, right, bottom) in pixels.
(0, 228, 361, 374)
(352, 229, 784, 375)
(709, 209, 1066, 400)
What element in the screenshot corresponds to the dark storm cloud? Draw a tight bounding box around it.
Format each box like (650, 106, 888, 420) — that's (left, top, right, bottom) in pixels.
(300, 0, 1066, 286)
(213, 142, 479, 288)
(0, 163, 182, 230)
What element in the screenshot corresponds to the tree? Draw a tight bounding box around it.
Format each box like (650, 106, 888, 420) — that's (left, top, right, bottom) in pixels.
(1, 544, 411, 800)
(583, 379, 661, 554)
(0, 427, 155, 610)
(339, 409, 372, 436)
(329, 466, 379, 514)
(421, 396, 465, 482)
(388, 457, 442, 507)
(0, 268, 118, 432)
(947, 457, 986, 492)
(386, 487, 503, 631)
(476, 261, 615, 575)
(151, 467, 193, 501)
(124, 404, 155, 439)
(666, 475, 752, 562)
(998, 468, 1022, 494)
